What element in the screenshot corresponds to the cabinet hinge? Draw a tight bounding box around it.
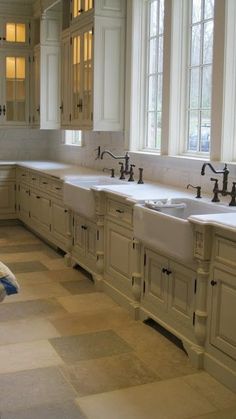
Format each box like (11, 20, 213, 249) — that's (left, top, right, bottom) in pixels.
(69, 113, 72, 121)
(144, 252, 146, 266)
(192, 312, 196, 326)
(72, 216, 74, 227)
(143, 281, 146, 294)
(97, 230, 99, 240)
(92, 27, 94, 35)
(91, 111, 93, 121)
(194, 279, 197, 294)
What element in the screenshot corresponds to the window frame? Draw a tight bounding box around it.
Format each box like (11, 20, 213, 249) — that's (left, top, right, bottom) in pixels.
(63, 130, 83, 147)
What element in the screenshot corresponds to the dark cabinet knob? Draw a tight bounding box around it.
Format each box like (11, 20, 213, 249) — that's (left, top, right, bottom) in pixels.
(211, 280, 217, 286)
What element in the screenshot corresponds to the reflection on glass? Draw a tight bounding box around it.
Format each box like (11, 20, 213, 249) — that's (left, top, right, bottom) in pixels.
(188, 110, 199, 151)
(203, 21, 213, 64)
(191, 24, 201, 66)
(192, 0, 202, 23)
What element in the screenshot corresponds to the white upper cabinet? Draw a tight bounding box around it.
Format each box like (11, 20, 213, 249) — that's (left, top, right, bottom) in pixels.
(61, 0, 125, 131)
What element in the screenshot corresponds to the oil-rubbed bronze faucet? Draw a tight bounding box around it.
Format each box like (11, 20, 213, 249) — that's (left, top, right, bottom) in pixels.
(101, 150, 130, 174)
(201, 163, 229, 196)
(187, 184, 202, 198)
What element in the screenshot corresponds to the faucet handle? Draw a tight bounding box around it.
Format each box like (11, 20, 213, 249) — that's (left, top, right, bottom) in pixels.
(187, 184, 201, 198)
(210, 178, 220, 202)
(128, 164, 135, 182)
(119, 162, 125, 180)
(138, 168, 144, 184)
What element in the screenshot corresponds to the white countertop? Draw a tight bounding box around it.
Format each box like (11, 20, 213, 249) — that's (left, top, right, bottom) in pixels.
(1, 160, 236, 233)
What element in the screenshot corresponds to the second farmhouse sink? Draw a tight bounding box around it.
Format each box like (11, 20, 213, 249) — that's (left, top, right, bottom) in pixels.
(63, 176, 125, 218)
(134, 198, 236, 262)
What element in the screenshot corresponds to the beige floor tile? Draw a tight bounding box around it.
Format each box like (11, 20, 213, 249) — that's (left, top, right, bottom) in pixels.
(0, 318, 60, 346)
(57, 292, 118, 314)
(60, 352, 159, 397)
(183, 372, 236, 410)
(0, 340, 63, 374)
(51, 306, 136, 336)
(192, 405, 236, 419)
(16, 271, 57, 286)
(41, 258, 69, 270)
(3, 282, 71, 304)
(45, 268, 89, 283)
(77, 377, 217, 419)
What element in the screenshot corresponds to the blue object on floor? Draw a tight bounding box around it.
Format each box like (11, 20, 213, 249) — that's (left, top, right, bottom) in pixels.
(0, 262, 19, 302)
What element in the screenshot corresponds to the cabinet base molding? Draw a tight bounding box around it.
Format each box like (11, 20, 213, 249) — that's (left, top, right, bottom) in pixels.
(102, 279, 140, 319)
(139, 307, 203, 369)
(70, 255, 101, 292)
(204, 353, 236, 392)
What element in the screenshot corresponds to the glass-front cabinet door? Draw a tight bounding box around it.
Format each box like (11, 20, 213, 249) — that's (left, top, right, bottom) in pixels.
(0, 19, 30, 47)
(71, 25, 93, 128)
(0, 52, 29, 125)
(72, 0, 94, 20)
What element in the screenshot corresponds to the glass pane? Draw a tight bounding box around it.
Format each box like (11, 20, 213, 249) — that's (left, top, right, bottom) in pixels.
(203, 21, 213, 64)
(202, 65, 212, 108)
(159, 0, 164, 35)
(6, 80, 14, 101)
(158, 35, 163, 73)
(156, 111, 162, 149)
(191, 24, 201, 66)
(200, 110, 211, 152)
(16, 58, 25, 79)
(149, 38, 157, 74)
(16, 80, 25, 100)
(204, 0, 214, 19)
(189, 68, 200, 108)
(16, 102, 25, 121)
(192, 0, 202, 23)
(148, 75, 157, 111)
(6, 23, 16, 42)
(6, 57, 16, 79)
(150, 1, 158, 37)
(147, 112, 156, 148)
(16, 24, 26, 43)
(6, 102, 14, 121)
(157, 74, 162, 111)
(188, 110, 199, 151)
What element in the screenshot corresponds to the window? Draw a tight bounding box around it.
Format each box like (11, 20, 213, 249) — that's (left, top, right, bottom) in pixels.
(144, 0, 165, 151)
(6, 23, 26, 43)
(186, 0, 214, 154)
(64, 131, 82, 146)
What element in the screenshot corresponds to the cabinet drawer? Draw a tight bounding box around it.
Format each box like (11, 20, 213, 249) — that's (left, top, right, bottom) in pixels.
(29, 172, 40, 188)
(48, 179, 63, 198)
(17, 168, 29, 183)
(0, 167, 15, 181)
(106, 199, 133, 225)
(214, 236, 236, 268)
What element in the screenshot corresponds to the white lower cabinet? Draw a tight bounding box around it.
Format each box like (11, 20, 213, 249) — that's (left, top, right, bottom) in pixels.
(30, 190, 51, 234)
(18, 183, 30, 223)
(0, 182, 16, 218)
(72, 213, 97, 270)
(210, 267, 236, 360)
(51, 201, 71, 251)
(104, 219, 133, 299)
(142, 248, 196, 336)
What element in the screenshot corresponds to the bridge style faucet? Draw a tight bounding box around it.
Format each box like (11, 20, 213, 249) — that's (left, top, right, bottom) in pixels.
(101, 150, 130, 175)
(201, 163, 229, 196)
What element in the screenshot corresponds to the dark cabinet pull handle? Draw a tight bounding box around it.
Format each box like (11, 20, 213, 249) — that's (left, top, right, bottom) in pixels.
(211, 280, 217, 286)
(36, 107, 40, 113)
(3, 105, 6, 115)
(0, 105, 2, 116)
(55, 187, 61, 190)
(162, 267, 167, 274)
(36, 196, 40, 199)
(22, 174, 26, 177)
(32, 177, 36, 180)
(64, 209, 68, 213)
(42, 181, 48, 185)
(166, 269, 172, 276)
(78, 8, 84, 12)
(3, 37, 6, 41)
(116, 209, 124, 214)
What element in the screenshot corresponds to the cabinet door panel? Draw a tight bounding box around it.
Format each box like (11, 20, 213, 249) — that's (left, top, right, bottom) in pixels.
(74, 215, 86, 255)
(168, 261, 195, 327)
(210, 268, 236, 359)
(105, 220, 132, 282)
(18, 183, 30, 222)
(86, 220, 97, 261)
(51, 201, 70, 242)
(40, 196, 51, 232)
(143, 249, 168, 313)
(0, 182, 16, 215)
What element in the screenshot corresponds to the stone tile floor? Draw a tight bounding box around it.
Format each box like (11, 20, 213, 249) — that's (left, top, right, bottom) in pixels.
(0, 225, 235, 419)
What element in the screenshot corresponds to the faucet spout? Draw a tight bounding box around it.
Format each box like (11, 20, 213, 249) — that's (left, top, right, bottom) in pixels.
(100, 150, 130, 174)
(201, 162, 229, 196)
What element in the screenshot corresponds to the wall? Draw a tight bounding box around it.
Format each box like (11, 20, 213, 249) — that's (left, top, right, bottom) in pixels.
(0, 129, 53, 161)
(48, 130, 236, 197)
